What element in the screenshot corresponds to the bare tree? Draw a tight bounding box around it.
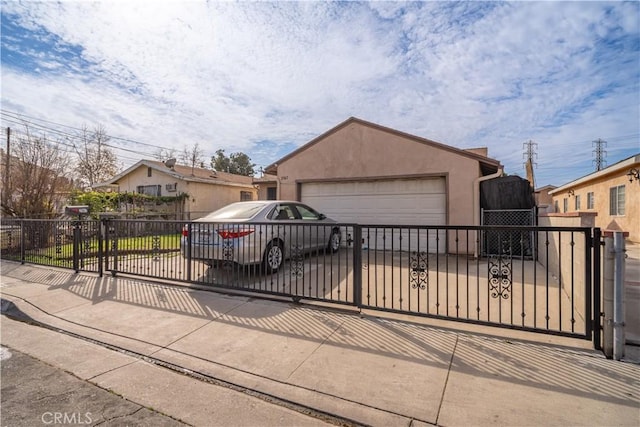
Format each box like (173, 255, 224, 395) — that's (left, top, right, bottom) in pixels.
(73, 124, 119, 188)
(153, 147, 177, 162)
(2, 124, 73, 217)
(180, 143, 205, 175)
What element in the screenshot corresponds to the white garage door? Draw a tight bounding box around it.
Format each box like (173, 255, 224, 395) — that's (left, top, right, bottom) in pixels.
(301, 178, 446, 252)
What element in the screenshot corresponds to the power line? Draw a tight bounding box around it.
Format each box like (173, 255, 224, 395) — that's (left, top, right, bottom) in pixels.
(0, 109, 167, 149)
(0, 113, 159, 159)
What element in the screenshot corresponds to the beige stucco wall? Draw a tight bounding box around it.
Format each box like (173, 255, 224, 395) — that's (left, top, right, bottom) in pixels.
(537, 213, 597, 323)
(274, 122, 492, 255)
(115, 165, 184, 195)
(184, 181, 256, 219)
(551, 167, 639, 242)
(115, 165, 257, 219)
(276, 122, 483, 226)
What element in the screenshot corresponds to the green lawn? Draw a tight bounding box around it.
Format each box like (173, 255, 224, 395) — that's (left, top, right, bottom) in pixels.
(16, 233, 182, 267)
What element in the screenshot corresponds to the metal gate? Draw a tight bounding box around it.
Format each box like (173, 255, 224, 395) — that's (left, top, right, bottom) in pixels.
(0, 218, 602, 347)
(358, 224, 600, 344)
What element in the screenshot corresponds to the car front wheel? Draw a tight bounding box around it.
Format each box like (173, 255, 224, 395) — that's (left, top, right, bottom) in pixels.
(263, 241, 283, 273)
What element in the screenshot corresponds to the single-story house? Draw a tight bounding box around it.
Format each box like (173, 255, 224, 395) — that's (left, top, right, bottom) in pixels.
(262, 117, 503, 253)
(549, 153, 640, 242)
(95, 159, 257, 219)
(535, 184, 557, 213)
(253, 174, 278, 200)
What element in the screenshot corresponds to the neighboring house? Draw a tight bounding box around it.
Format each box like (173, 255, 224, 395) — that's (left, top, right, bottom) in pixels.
(95, 160, 257, 219)
(253, 174, 278, 200)
(535, 184, 557, 213)
(548, 153, 640, 242)
(263, 117, 502, 230)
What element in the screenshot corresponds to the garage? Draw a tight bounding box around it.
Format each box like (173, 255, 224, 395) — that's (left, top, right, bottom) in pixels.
(264, 117, 503, 255)
(301, 177, 447, 252)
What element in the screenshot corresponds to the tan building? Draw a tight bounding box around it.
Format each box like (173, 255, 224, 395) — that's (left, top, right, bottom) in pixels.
(97, 160, 257, 219)
(535, 184, 557, 213)
(549, 154, 640, 242)
(263, 117, 502, 229)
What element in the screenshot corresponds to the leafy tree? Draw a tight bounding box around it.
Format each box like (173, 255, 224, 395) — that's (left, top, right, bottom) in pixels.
(2, 124, 73, 217)
(73, 124, 119, 187)
(211, 149, 256, 177)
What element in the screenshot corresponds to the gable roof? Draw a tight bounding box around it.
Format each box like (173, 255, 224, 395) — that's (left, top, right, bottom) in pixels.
(264, 117, 501, 175)
(549, 153, 640, 194)
(101, 159, 255, 188)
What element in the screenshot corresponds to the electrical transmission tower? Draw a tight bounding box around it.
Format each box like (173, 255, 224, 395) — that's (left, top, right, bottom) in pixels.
(523, 140, 537, 168)
(592, 138, 607, 171)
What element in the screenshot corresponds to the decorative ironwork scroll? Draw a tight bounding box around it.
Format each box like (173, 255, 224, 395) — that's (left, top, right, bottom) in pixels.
(55, 229, 63, 255)
(152, 235, 161, 261)
(489, 255, 512, 299)
(410, 251, 428, 290)
(222, 240, 234, 270)
(290, 245, 304, 278)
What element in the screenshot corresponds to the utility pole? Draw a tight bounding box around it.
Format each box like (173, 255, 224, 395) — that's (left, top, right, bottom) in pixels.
(522, 140, 537, 168)
(522, 140, 538, 190)
(593, 138, 607, 171)
(2, 127, 9, 209)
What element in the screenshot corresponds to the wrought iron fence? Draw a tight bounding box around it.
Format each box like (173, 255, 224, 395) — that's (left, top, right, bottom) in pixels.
(0, 218, 601, 341)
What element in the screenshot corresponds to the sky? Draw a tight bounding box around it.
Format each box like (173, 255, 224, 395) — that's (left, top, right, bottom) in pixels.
(1, 1, 638, 187)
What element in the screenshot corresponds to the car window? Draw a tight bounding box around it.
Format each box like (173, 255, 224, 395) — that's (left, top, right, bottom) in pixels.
(295, 204, 321, 220)
(203, 202, 265, 220)
(271, 204, 296, 220)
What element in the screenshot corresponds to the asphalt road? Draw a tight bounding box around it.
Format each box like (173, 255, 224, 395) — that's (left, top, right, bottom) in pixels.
(0, 345, 186, 427)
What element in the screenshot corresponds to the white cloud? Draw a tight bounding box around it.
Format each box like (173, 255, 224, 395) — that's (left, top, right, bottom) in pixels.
(1, 1, 638, 185)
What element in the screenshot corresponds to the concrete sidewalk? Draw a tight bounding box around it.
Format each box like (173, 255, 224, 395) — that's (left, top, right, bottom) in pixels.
(1, 260, 639, 427)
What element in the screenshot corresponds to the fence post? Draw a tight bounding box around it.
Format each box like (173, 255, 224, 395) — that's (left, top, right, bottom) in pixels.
(613, 232, 626, 361)
(19, 220, 25, 264)
(186, 222, 192, 282)
(602, 233, 614, 358)
(592, 228, 602, 350)
(72, 221, 80, 273)
(97, 217, 104, 278)
(352, 225, 362, 308)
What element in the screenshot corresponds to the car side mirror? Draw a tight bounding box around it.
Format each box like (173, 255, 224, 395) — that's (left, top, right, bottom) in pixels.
(318, 213, 326, 220)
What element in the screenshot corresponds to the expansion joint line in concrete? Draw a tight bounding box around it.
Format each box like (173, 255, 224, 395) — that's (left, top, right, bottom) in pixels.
(435, 334, 459, 426)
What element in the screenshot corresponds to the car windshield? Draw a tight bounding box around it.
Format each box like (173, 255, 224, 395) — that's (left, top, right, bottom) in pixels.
(202, 202, 266, 220)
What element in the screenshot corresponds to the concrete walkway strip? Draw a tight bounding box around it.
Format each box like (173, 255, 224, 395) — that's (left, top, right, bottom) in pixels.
(1, 261, 639, 427)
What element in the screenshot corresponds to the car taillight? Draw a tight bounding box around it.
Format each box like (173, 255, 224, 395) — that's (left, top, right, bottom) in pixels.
(182, 226, 189, 237)
(217, 229, 255, 239)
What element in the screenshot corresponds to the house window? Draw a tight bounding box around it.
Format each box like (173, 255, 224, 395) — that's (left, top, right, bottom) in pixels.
(147, 167, 152, 177)
(240, 191, 253, 201)
(554, 200, 559, 213)
(587, 192, 594, 209)
(575, 195, 581, 211)
(563, 198, 568, 213)
(267, 187, 277, 200)
(609, 185, 625, 215)
(137, 185, 161, 196)
(165, 183, 177, 192)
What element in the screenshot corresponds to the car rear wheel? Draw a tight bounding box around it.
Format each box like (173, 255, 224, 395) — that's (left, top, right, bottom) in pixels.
(263, 241, 283, 273)
(327, 229, 341, 253)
